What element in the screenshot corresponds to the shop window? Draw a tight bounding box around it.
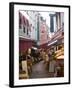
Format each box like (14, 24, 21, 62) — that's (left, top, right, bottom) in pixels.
(58, 45, 62, 50)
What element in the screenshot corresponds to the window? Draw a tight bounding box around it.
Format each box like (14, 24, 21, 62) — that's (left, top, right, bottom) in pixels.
(23, 27, 25, 33)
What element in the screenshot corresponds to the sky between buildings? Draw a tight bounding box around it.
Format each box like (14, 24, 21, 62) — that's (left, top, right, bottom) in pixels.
(39, 12, 56, 28)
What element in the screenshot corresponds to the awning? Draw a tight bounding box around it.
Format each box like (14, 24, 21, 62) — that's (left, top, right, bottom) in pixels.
(57, 55, 64, 59)
(48, 40, 57, 46)
(31, 47, 37, 50)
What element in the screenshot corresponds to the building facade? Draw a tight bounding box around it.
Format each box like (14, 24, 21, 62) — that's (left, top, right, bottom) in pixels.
(19, 11, 50, 53)
(48, 12, 64, 59)
(49, 12, 64, 34)
(19, 11, 37, 53)
(36, 13, 49, 48)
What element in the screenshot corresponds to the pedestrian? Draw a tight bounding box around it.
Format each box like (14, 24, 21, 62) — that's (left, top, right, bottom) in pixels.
(45, 51, 49, 63)
(48, 49, 57, 73)
(27, 54, 32, 75)
(42, 49, 46, 63)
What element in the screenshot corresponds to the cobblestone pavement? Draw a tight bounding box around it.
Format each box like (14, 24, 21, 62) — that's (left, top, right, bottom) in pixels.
(30, 60, 54, 78)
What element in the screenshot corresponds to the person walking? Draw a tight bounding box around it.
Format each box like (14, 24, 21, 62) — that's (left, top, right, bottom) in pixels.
(48, 49, 56, 73)
(26, 53, 32, 76)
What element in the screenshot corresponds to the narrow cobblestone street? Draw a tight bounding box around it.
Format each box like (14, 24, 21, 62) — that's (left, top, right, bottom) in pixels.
(30, 60, 54, 78)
